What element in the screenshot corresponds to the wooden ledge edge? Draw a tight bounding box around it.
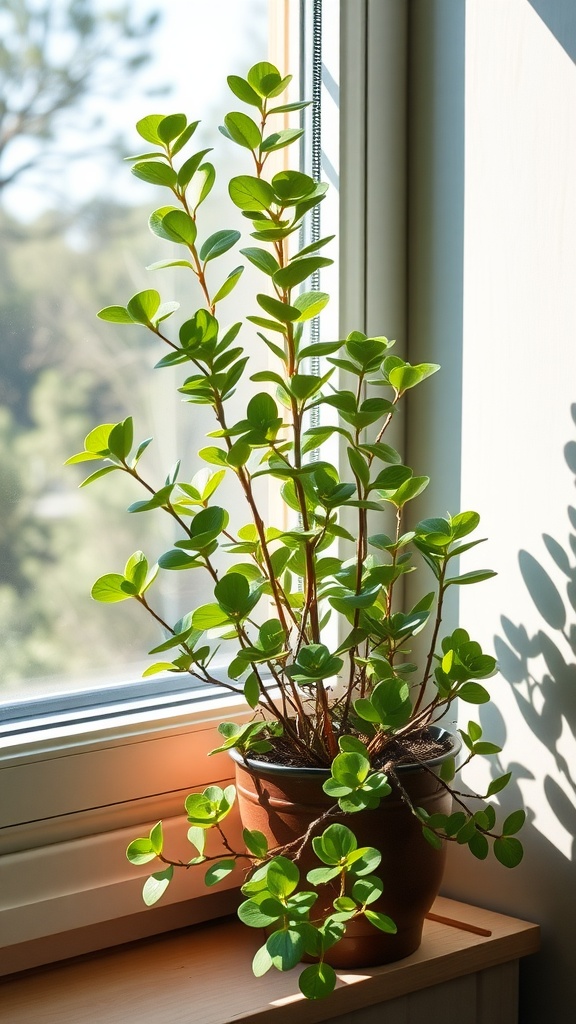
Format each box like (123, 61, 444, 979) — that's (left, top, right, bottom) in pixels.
(0, 898, 540, 1024)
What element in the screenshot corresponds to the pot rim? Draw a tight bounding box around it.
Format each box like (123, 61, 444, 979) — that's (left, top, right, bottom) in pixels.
(229, 724, 461, 779)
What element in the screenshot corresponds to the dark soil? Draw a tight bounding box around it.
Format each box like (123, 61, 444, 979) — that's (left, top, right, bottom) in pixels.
(253, 727, 453, 771)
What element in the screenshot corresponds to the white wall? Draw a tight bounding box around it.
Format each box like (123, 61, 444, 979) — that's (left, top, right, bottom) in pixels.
(407, 2, 576, 1020)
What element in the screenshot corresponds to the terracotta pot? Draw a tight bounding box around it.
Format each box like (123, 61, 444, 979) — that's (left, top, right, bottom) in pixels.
(230, 727, 459, 968)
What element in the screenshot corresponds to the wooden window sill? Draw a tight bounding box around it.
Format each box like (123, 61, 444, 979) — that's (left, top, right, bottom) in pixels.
(1, 896, 539, 1024)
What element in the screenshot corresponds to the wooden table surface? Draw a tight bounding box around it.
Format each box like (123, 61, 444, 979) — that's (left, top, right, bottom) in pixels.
(0, 896, 540, 1024)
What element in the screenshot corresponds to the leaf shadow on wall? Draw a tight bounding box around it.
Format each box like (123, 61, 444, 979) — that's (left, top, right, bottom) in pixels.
(490, 407, 576, 1021)
(495, 414, 576, 828)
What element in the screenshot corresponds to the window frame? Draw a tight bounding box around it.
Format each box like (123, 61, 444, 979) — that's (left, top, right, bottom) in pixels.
(0, 0, 412, 974)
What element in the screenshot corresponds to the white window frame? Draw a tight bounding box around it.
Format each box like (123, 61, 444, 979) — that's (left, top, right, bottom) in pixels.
(0, 0, 411, 974)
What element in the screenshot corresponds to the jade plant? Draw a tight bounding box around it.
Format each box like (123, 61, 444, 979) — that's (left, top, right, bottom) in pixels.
(67, 62, 524, 999)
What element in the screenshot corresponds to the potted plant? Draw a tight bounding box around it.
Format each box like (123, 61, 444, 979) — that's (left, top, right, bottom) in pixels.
(67, 61, 525, 1001)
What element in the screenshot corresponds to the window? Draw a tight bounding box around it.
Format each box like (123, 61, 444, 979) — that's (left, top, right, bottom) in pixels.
(0, 0, 270, 704)
(0, 0, 412, 973)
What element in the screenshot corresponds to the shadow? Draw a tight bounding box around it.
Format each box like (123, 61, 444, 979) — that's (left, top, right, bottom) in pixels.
(528, 0, 576, 64)
(492, 404, 576, 1022)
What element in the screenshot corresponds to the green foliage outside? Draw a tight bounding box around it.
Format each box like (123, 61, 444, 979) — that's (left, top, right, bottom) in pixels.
(0, 203, 168, 686)
(0, 0, 167, 692)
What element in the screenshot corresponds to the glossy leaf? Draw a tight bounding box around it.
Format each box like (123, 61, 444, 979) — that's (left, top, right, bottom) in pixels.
(227, 74, 261, 106)
(229, 175, 274, 211)
(143, 866, 173, 906)
(149, 207, 197, 245)
(205, 859, 236, 886)
(299, 963, 337, 1000)
(131, 160, 177, 187)
(199, 229, 241, 263)
(91, 574, 132, 603)
(494, 837, 524, 868)
(223, 111, 261, 150)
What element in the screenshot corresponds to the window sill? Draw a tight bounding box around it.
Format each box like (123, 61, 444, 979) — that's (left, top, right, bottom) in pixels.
(0, 685, 250, 967)
(1, 897, 540, 1024)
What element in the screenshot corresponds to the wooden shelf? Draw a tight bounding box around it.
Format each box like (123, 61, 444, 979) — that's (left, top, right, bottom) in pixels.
(0, 897, 539, 1024)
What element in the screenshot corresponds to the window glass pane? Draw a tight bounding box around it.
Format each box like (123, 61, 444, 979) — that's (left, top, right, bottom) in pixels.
(0, 0, 270, 701)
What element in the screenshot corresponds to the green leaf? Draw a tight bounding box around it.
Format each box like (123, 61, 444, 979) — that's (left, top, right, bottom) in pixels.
(171, 120, 200, 156)
(493, 836, 524, 868)
(269, 99, 311, 115)
(226, 439, 251, 468)
(445, 570, 498, 587)
(126, 290, 161, 325)
(238, 898, 284, 928)
(205, 859, 236, 886)
(299, 962, 337, 1000)
(266, 857, 300, 899)
(131, 160, 177, 187)
(468, 832, 489, 860)
(199, 446, 228, 467)
(265, 927, 305, 971)
(243, 829, 268, 858)
(451, 510, 481, 538)
(473, 741, 502, 755)
(365, 910, 397, 933)
(187, 826, 206, 856)
(272, 169, 316, 202)
(348, 446, 370, 489)
(177, 147, 213, 189)
(240, 247, 280, 276)
(306, 865, 341, 885)
(352, 875, 384, 905)
(191, 603, 231, 630)
(293, 291, 330, 321)
(422, 827, 443, 849)
(223, 111, 262, 150)
(458, 682, 491, 704)
(273, 257, 332, 290)
(313, 823, 358, 865)
(147, 259, 194, 273)
(353, 697, 381, 725)
(91, 574, 132, 603)
(149, 820, 163, 855)
(329, 753, 370, 790)
(229, 175, 274, 211)
(79, 465, 119, 488)
(149, 207, 197, 245)
(192, 162, 216, 209)
(200, 229, 241, 263)
(502, 809, 526, 836)
(124, 550, 148, 593)
(338, 735, 369, 756)
(252, 944, 274, 977)
(388, 362, 440, 393)
(244, 672, 260, 708)
(158, 550, 201, 570)
(370, 678, 412, 729)
(227, 74, 262, 106)
(261, 128, 304, 153)
(257, 293, 301, 322)
(157, 112, 188, 143)
(247, 61, 287, 97)
(389, 475, 430, 508)
(142, 865, 173, 906)
(107, 417, 133, 460)
(97, 305, 134, 324)
(487, 772, 513, 797)
(126, 838, 156, 865)
(214, 572, 253, 617)
(142, 661, 177, 677)
(135, 114, 165, 144)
